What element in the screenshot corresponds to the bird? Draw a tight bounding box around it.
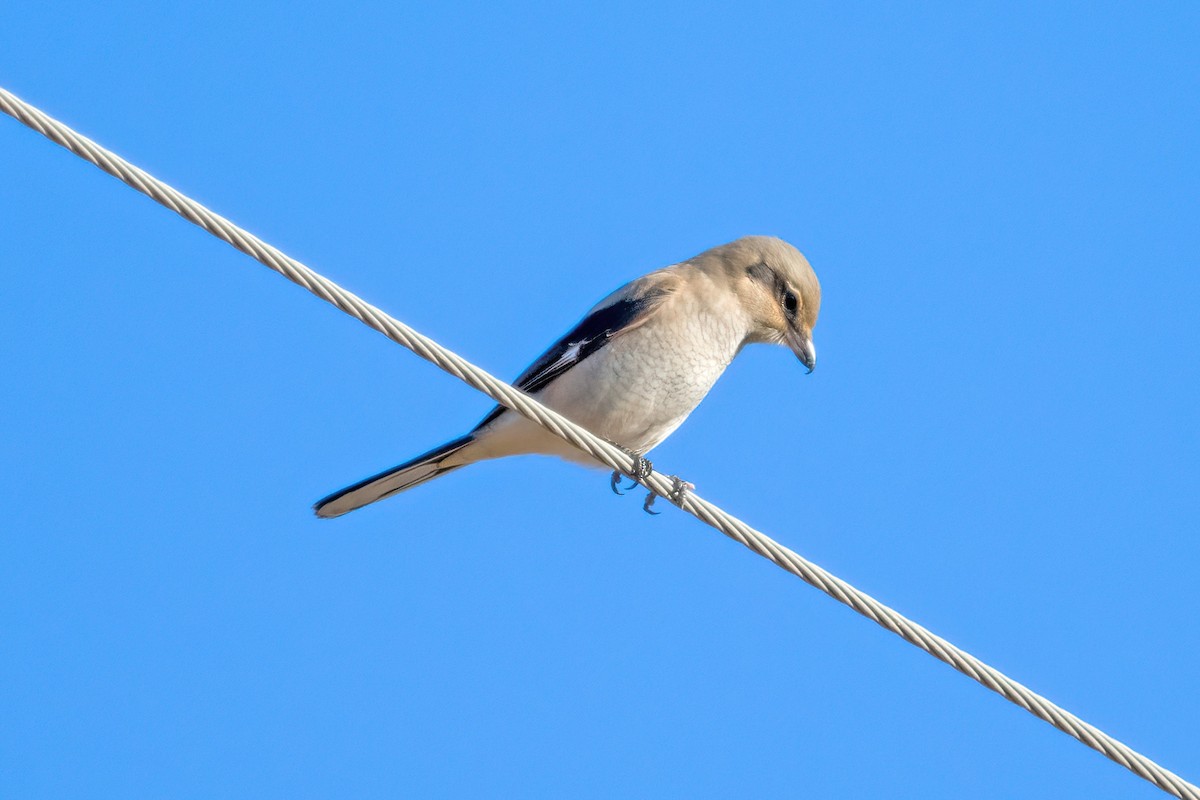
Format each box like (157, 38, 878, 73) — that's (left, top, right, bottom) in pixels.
(314, 235, 820, 518)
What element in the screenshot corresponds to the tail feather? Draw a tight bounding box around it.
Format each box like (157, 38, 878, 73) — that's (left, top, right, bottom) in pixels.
(314, 435, 475, 518)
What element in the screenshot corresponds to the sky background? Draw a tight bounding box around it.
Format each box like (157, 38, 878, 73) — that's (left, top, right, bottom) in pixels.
(2, 3, 1198, 798)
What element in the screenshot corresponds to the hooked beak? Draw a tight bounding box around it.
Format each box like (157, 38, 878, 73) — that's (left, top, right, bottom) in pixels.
(786, 329, 817, 373)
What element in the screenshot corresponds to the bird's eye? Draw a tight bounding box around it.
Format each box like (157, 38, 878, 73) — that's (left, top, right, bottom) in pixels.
(783, 290, 798, 317)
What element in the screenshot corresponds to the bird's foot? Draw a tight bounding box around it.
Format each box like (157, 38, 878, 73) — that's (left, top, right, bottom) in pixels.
(643, 476, 694, 515)
(610, 470, 631, 495)
(670, 477, 694, 503)
(610, 454, 653, 496)
(630, 455, 653, 481)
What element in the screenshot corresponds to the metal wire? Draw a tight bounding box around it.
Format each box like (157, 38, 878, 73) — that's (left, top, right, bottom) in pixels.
(2, 84, 1195, 800)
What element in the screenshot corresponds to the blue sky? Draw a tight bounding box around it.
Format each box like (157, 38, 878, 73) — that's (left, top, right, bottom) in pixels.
(2, 3, 1198, 798)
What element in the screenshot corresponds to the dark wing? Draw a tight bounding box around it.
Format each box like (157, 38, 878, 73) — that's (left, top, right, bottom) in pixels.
(472, 293, 666, 431)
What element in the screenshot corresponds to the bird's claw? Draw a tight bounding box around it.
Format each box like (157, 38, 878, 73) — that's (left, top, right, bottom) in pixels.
(669, 477, 694, 503)
(642, 476, 693, 516)
(631, 455, 653, 480)
(611, 454, 653, 496)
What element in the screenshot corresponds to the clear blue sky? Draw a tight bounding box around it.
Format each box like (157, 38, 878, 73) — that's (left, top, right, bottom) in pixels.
(2, 3, 1197, 798)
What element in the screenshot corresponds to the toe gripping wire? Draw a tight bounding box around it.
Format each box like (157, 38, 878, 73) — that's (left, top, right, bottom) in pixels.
(609, 453, 691, 515)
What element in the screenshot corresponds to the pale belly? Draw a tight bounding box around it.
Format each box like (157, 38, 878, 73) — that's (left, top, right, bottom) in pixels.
(471, 306, 746, 465)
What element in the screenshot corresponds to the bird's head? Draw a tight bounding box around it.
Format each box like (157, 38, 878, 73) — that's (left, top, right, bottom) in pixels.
(697, 236, 821, 372)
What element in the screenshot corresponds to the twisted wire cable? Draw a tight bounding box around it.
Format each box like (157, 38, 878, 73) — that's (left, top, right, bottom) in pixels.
(3, 85, 1195, 800)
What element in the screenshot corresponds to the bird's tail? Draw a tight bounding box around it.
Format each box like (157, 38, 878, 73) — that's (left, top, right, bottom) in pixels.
(314, 435, 475, 518)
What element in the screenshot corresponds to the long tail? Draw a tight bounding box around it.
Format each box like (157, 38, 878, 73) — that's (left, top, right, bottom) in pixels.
(314, 435, 475, 518)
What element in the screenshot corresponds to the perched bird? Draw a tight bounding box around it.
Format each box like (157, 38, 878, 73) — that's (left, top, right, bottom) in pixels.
(314, 235, 820, 518)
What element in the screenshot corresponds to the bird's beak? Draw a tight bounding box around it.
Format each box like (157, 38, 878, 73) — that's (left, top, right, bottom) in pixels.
(786, 329, 817, 373)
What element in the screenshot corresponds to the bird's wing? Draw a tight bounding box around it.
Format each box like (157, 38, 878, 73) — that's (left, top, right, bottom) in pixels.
(473, 270, 680, 431)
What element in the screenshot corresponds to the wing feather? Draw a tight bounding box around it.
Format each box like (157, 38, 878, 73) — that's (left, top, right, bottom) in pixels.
(472, 271, 678, 431)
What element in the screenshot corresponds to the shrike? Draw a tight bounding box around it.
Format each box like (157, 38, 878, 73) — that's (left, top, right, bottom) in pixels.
(315, 235, 821, 518)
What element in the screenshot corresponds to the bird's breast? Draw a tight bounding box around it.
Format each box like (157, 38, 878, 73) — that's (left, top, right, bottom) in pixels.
(536, 301, 747, 454)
